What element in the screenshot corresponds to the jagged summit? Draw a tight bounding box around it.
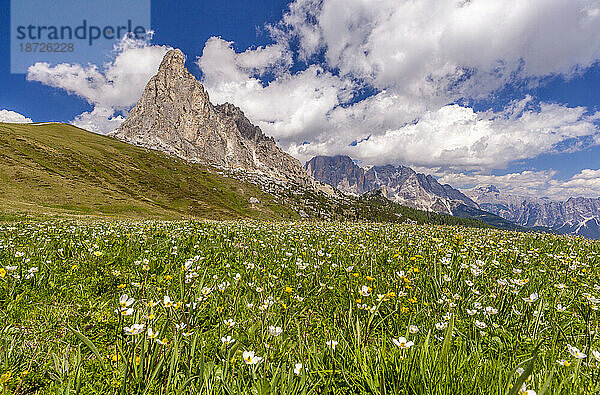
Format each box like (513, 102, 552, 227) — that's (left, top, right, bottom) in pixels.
(473, 184, 500, 194)
(111, 49, 310, 185)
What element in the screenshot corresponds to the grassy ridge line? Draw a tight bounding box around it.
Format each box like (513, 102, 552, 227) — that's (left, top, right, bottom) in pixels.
(0, 122, 297, 220)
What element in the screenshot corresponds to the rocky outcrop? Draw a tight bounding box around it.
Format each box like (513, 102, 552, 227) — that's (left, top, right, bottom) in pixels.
(465, 185, 600, 238)
(111, 49, 310, 185)
(305, 155, 478, 214)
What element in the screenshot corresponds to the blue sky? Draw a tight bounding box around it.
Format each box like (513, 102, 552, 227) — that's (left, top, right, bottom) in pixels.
(2, 0, 600, 199)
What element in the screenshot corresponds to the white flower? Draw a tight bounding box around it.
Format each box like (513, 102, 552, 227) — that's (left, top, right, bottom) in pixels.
(294, 363, 303, 375)
(147, 327, 157, 339)
(567, 344, 587, 359)
(392, 337, 414, 349)
(115, 307, 134, 316)
(484, 306, 498, 316)
(435, 322, 447, 330)
(119, 294, 135, 308)
(466, 309, 477, 316)
(591, 350, 600, 362)
(519, 383, 536, 395)
(359, 285, 371, 297)
(409, 325, 419, 334)
(523, 293, 539, 303)
(163, 295, 174, 307)
(221, 336, 235, 345)
(326, 340, 338, 350)
(223, 319, 236, 328)
(474, 320, 487, 329)
(557, 359, 571, 366)
(268, 325, 283, 337)
(556, 304, 566, 312)
(242, 351, 263, 365)
(124, 323, 145, 335)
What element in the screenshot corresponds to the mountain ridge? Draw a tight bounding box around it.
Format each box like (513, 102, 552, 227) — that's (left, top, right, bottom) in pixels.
(465, 184, 600, 238)
(305, 155, 478, 215)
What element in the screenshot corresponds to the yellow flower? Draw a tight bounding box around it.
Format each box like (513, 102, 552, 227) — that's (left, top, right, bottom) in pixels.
(165, 275, 173, 280)
(117, 284, 126, 289)
(285, 286, 293, 293)
(129, 355, 141, 365)
(109, 354, 122, 362)
(0, 371, 11, 384)
(0, 268, 6, 278)
(93, 251, 102, 257)
(366, 276, 374, 281)
(352, 273, 359, 278)
(71, 264, 78, 270)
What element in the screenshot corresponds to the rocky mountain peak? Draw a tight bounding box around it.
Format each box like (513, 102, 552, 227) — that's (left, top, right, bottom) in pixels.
(476, 184, 500, 194)
(158, 49, 186, 72)
(111, 49, 310, 185)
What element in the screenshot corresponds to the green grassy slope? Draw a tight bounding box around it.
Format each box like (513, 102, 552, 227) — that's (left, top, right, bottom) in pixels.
(0, 122, 298, 220)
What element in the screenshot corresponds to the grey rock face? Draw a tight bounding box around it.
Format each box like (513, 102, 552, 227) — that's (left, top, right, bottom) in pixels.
(305, 155, 478, 214)
(465, 185, 600, 238)
(112, 49, 310, 185)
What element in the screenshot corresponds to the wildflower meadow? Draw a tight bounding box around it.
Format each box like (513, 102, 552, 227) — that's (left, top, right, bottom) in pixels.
(1, 219, 599, 394)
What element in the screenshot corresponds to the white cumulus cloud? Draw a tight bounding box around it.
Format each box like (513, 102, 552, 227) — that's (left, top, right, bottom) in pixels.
(27, 34, 171, 134)
(0, 109, 33, 123)
(441, 168, 600, 200)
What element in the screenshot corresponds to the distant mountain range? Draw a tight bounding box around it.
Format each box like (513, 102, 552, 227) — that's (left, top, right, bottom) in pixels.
(465, 185, 600, 239)
(306, 155, 478, 215)
(304, 156, 600, 238)
(305, 155, 521, 230)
